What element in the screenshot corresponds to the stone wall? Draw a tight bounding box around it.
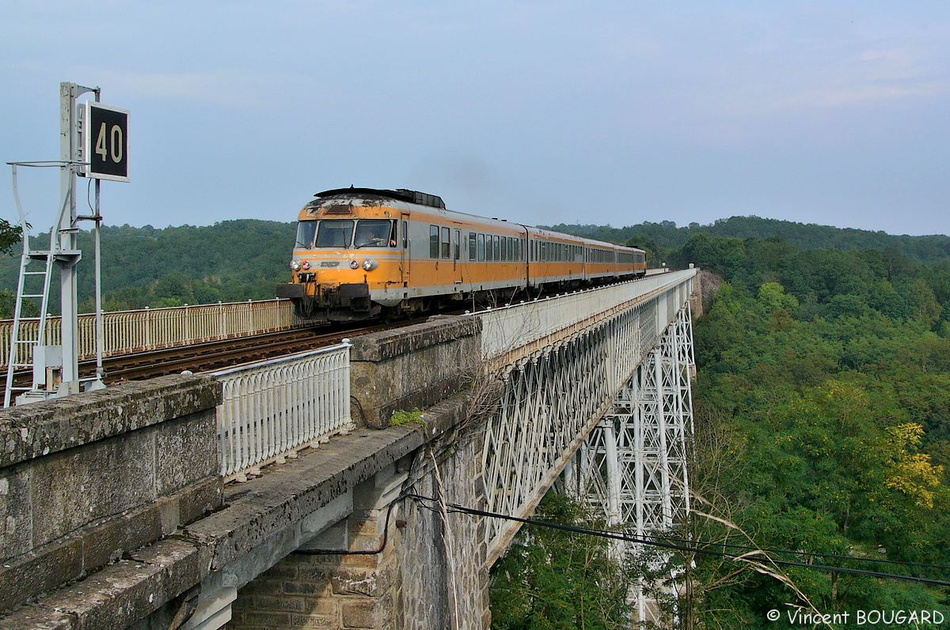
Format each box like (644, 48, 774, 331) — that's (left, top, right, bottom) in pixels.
(393, 398, 491, 630)
(348, 316, 482, 428)
(225, 315, 491, 629)
(0, 375, 223, 615)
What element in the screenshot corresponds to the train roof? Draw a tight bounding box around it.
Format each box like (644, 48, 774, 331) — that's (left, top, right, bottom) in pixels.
(309, 187, 644, 254)
(315, 187, 445, 210)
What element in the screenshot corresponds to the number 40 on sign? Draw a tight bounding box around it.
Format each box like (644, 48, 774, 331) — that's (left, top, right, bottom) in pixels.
(81, 101, 130, 183)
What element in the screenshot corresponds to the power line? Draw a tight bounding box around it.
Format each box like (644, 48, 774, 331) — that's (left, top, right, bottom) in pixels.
(404, 494, 950, 588)
(657, 531, 950, 573)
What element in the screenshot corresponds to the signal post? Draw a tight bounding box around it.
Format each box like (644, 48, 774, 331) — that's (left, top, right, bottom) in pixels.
(5, 82, 128, 403)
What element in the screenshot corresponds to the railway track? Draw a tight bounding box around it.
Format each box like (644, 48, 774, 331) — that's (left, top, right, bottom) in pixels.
(7, 319, 410, 391)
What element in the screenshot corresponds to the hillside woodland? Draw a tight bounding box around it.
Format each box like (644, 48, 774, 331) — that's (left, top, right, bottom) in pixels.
(1, 215, 949, 317)
(0, 220, 292, 316)
(676, 235, 949, 628)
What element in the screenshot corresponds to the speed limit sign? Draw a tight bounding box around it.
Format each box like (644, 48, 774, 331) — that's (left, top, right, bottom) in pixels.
(81, 101, 129, 182)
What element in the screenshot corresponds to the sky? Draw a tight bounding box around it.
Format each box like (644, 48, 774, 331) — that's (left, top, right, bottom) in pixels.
(1, 1, 948, 237)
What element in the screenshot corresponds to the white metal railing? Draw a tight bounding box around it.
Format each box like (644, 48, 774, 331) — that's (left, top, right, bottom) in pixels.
(0, 299, 301, 369)
(213, 342, 354, 481)
(473, 269, 696, 360)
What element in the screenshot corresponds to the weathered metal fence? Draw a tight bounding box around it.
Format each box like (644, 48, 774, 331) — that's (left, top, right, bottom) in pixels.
(213, 342, 354, 481)
(0, 299, 300, 368)
(475, 269, 695, 362)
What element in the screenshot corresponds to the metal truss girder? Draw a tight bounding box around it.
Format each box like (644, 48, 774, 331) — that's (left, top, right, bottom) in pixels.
(482, 284, 694, 564)
(578, 303, 696, 624)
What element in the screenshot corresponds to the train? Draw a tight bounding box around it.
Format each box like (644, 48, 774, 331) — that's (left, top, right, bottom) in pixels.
(276, 187, 647, 321)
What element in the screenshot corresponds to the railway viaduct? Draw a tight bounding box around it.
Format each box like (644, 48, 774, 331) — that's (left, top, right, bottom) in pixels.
(0, 268, 700, 629)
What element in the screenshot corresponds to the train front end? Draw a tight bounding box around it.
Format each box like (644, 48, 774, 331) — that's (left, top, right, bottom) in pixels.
(276, 190, 404, 321)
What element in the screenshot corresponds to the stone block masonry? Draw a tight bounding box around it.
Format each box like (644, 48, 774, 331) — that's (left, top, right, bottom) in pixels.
(226, 315, 491, 630)
(349, 316, 482, 428)
(0, 374, 224, 616)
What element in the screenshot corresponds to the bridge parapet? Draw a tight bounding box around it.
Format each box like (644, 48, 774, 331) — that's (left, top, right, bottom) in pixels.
(475, 269, 695, 366)
(0, 299, 300, 369)
(349, 316, 482, 428)
(0, 375, 223, 616)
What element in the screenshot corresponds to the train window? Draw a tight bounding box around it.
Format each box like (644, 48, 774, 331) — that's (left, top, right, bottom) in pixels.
(493, 235, 500, 261)
(469, 232, 477, 260)
(501, 237, 508, 262)
(315, 220, 353, 248)
(402, 221, 408, 248)
(477, 233, 485, 261)
(295, 221, 317, 248)
(430, 225, 439, 258)
(441, 227, 451, 259)
(354, 219, 395, 248)
(454, 229, 461, 260)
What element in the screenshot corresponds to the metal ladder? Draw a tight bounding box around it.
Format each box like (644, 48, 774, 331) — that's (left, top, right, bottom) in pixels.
(3, 163, 61, 407)
(3, 244, 55, 407)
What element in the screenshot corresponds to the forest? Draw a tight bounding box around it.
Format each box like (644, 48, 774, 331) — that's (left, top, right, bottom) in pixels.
(0, 220, 293, 317)
(1, 214, 949, 317)
(490, 230, 950, 628)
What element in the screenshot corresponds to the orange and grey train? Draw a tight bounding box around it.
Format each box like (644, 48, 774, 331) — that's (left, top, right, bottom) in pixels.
(276, 188, 647, 321)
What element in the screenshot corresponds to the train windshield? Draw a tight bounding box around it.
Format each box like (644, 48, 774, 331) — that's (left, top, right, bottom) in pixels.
(295, 221, 317, 248)
(314, 220, 354, 248)
(354, 219, 396, 248)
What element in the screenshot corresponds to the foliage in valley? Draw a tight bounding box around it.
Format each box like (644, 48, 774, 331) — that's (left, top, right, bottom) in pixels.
(490, 492, 632, 629)
(490, 231, 949, 628)
(681, 235, 950, 627)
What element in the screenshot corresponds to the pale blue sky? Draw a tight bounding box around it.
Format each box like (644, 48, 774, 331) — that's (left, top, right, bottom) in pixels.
(2, 1, 948, 236)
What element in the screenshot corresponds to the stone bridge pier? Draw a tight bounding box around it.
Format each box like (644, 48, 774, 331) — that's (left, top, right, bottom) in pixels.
(220, 317, 492, 630)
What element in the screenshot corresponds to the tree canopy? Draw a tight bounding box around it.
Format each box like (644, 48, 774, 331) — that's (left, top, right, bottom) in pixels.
(684, 237, 950, 628)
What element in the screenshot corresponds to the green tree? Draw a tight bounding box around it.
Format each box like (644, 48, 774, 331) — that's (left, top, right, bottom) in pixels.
(687, 239, 950, 626)
(0, 218, 21, 256)
(490, 492, 631, 629)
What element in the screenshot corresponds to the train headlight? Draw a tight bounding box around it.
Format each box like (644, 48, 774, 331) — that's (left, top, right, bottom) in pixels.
(301, 260, 311, 270)
(349, 260, 360, 270)
(362, 258, 378, 271)
(290, 260, 301, 271)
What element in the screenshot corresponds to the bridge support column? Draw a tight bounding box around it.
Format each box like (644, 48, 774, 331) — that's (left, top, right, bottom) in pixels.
(224, 464, 407, 629)
(579, 303, 695, 626)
